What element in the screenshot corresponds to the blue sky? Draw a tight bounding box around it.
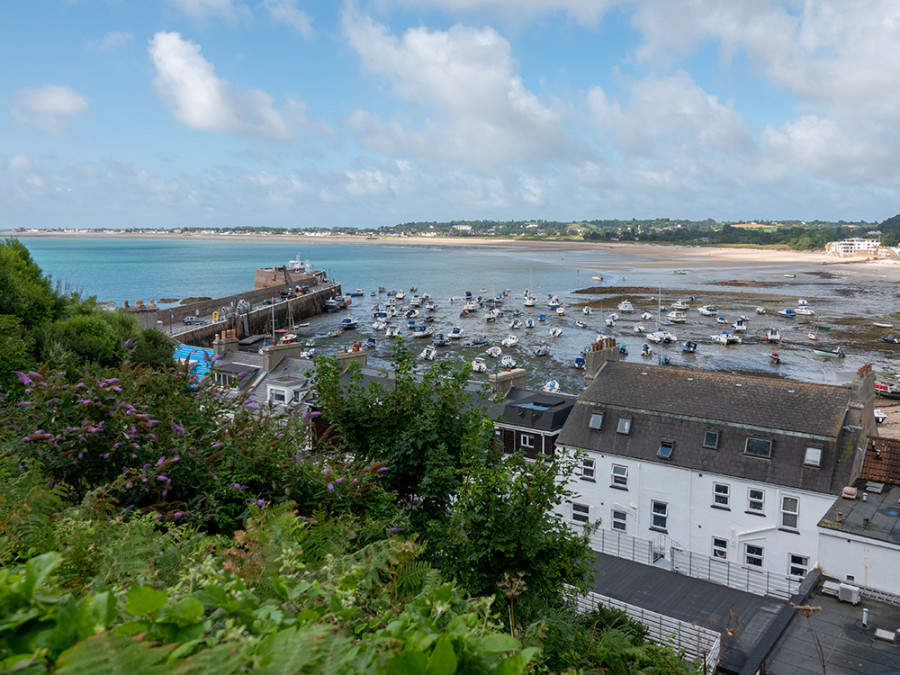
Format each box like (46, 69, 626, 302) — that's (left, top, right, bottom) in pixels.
(2, 0, 899, 229)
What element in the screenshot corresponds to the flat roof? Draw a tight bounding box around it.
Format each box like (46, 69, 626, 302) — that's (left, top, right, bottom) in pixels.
(819, 484, 900, 545)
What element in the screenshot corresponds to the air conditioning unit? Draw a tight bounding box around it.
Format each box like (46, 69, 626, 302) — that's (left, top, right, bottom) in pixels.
(838, 583, 860, 605)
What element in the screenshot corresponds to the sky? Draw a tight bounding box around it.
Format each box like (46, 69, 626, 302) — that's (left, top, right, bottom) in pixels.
(2, 0, 899, 229)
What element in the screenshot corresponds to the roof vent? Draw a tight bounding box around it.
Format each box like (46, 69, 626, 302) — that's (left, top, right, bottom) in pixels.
(735, 383, 742, 387)
(866, 481, 885, 494)
(687, 377, 693, 381)
(641, 372, 648, 376)
(841, 486, 858, 499)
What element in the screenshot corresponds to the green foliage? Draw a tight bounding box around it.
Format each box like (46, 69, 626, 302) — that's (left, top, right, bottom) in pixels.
(435, 452, 594, 611)
(312, 339, 491, 531)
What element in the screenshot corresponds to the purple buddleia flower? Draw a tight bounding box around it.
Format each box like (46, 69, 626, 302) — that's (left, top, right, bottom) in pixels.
(157, 475, 168, 482)
(327, 483, 334, 491)
(171, 423, 184, 436)
(335, 477, 346, 484)
(122, 339, 134, 348)
(211, 442, 223, 448)
(13, 371, 32, 385)
(18, 401, 32, 406)
(377, 467, 389, 473)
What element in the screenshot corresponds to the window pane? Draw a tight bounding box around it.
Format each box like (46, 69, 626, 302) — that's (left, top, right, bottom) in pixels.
(703, 431, 719, 449)
(612, 464, 627, 486)
(745, 438, 772, 458)
(589, 412, 604, 430)
(714, 484, 730, 505)
(572, 503, 590, 523)
(657, 442, 674, 459)
(617, 418, 631, 434)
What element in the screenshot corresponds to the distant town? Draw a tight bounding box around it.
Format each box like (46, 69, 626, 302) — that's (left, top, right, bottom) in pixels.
(7, 214, 900, 251)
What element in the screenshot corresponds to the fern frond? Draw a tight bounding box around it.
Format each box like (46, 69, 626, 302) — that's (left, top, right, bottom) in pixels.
(55, 633, 172, 675)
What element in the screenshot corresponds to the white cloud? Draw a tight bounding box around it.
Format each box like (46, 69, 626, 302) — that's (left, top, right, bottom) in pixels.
(373, 0, 616, 25)
(85, 31, 134, 52)
(342, 8, 578, 167)
(166, 0, 250, 24)
(148, 31, 310, 139)
(9, 85, 89, 137)
(261, 0, 314, 38)
(8, 154, 35, 172)
(588, 71, 751, 155)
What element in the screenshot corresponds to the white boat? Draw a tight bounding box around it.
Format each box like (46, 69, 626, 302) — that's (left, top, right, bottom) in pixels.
(711, 331, 741, 345)
(501, 335, 519, 347)
(534, 345, 550, 357)
(339, 316, 359, 330)
(524, 294, 536, 308)
(756, 306, 766, 315)
(633, 324, 645, 334)
(500, 355, 517, 369)
(372, 320, 387, 332)
(641, 311, 653, 321)
(795, 306, 815, 315)
(432, 333, 449, 346)
(485, 346, 502, 358)
(605, 316, 616, 328)
(647, 330, 677, 344)
(575, 320, 588, 329)
(471, 357, 487, 373)
(524, 318, 535, 329)
(547, 296, 561, 309)
(395, 290, 405, 300)
(778, 309, 797, 318)
(641, 343, 652, 356)
(698, 305, 717, 316)
(582, 306, 593, 315)
(412, 325, 433, 338)
(731, 319, 748, 332)
(449, 326, 463, 339)
(418, 345, 437, 361)
(556, 306, 566, 315)
(798, 298, 808, 306)
(813, 346, 845, 359)
(764, 328, 781, 343)
(549, 327, 563, 338)
(672, 299, 690, 310)
(509, 318, 522, 330)
(617, 300, 635, 313)
(485, 308, 500, 322)
(410, 295, 422, 307)
(875, 408, 886, 424)
(425, 302, 438, 312)
(874, 322, 893, 328)
(541, 380, 560, 393)
(666, 311, 687, 323)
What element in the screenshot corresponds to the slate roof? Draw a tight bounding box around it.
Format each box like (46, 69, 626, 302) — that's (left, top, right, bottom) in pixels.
(558, 361, 859, 494)
(247, 356, 315, 410)
(500, 388, 577, 432)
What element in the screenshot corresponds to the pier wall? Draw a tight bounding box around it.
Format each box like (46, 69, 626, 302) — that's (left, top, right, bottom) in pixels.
(170, 284, 341, 348)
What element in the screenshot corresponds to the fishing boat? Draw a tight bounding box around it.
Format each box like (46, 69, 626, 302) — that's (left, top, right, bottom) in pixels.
(575, 320, 588, 329)
(812, 346, 845, 359)
(574, 357, 586, 369)
(711, 331, 741, 345)
(500, 355, 517, 369)
(617, 300, 635, 313)
(541, 380, 560, 393)
(672, 299, 690, 310)
(469, 335, 489, 347)
(534, 345, 550, 357)
(549, 327, 563, 338)
(756, 306, 766, 315)
(682, 341, 697, 353)
(501, 335, 519, 347)
(764, 328, 781, 343)
(449, 326, 463, 340)
(338, 316, 358, 330)
(459, 309, 470, 318)
(485, 346, 502, 358)
(394, 290, 406, 301)
(666, 310, 687, 323)
(794, 306, 815, 316)
(412, 324, 433, 338)
(418, 345, 437, 361)
(770, 352, 781, 364)
(876, 382, 900, 399)
(731, 319, 748, 332)
(409, 295, 422, 307)
(425, 302, 438, 312)
(471, 357, 487, 373)
(432, 333, 449, 346)
(348, 289, 365, 297)
(324, 297, 343, 312)
(778, 308, 796, 318)
(698, 305, 717, 316)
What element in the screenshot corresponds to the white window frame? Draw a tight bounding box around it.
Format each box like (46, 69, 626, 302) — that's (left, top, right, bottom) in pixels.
(617, 417, 632, 435)
(611, 464, 628, 488)
(745, 437, 773, 458)
(651, 500, 668, 531)
(712, 537, 728, 559)
(804, 447, 822, 467)
(781, 496, 799, 530)
(612, 509, 627, 532)
(520, 433, 535, 450)
(748, 488, 765, 513)
(789, 554, 809, 577)
(713, 483, 730, 507)
(572, 502, 590, 524)
(589, 412, 604, 430)
(745, 543, 764, 567)
(703, 430, 719, 449)
(581, 457, 596, 480)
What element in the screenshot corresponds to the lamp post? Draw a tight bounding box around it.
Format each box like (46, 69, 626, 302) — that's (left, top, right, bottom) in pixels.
(170, 311, 173, 333)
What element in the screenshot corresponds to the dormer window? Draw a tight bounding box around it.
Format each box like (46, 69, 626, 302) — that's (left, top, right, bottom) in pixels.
(745, 437, 772, 459)
(804, 447, 822, 467)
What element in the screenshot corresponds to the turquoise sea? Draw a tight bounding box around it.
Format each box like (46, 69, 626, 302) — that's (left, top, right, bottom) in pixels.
(15, 235, 893, 391)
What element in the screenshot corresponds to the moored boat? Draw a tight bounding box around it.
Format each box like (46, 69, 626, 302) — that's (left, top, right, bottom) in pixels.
(449, 326, 463, 340)
(617, 300, 635, 313)
(813, 346, 845, 359)
(419, 345, 437, 361)
(471, 357, 487, 373)
(778, 308, 796, 318)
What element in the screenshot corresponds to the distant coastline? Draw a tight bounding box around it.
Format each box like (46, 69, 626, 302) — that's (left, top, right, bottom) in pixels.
(5, 228, 889, 269)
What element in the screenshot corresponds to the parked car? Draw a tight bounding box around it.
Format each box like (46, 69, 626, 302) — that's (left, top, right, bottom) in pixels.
(182, 315, 207, 325)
